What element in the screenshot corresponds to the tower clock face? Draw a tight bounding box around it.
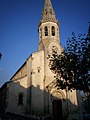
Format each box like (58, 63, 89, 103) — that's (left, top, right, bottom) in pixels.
(47, 42, 62, 55)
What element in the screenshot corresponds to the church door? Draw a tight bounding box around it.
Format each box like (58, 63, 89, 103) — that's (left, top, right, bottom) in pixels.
(52, 100, 63, 120)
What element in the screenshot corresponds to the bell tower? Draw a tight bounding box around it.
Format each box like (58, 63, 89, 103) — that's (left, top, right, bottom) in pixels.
(38, 0, 60, 51)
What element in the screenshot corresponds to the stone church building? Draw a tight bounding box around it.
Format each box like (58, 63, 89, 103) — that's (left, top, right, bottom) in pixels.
(0, 0, 82, 120)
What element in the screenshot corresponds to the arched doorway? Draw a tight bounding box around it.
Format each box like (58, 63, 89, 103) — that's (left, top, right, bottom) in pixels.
(51, 90, 65, 120)
(52, 100, 63, 120)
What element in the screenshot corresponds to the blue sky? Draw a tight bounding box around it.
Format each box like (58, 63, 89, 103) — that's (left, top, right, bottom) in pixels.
(0, 0, 90, 86)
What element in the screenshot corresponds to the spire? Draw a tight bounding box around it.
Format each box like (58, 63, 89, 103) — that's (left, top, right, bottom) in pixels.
(39, 0, 58, 25)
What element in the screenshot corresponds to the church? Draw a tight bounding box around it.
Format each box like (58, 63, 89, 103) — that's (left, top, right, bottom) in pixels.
(0, 0, 82, 120)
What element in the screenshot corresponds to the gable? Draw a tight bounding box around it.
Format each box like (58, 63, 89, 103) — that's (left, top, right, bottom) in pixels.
(10, 62, 27, 81)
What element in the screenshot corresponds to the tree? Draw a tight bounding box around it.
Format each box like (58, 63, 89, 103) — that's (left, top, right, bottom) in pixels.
(49, 25, 90, 92)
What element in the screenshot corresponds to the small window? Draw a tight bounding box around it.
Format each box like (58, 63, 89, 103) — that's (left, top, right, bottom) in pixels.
(44, 9, 47, 15)
(37, 67, 41, 73)
(18, 93, 23, 105)
(44, 26, 48, 36)
(50, 9, 52, 15)
(52, 26, 55, 36)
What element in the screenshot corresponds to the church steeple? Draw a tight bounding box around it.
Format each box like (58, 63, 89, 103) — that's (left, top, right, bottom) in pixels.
(39, 0, 58, 25)
(38, 0, 60, 51)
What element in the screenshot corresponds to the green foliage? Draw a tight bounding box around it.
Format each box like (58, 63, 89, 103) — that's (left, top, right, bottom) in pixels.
(49, 27, 90, 92)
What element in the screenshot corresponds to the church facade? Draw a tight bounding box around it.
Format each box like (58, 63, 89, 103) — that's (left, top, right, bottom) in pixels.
(0, 0, 82, 120)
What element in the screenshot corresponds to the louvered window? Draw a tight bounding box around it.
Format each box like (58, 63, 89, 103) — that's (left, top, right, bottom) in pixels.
(52, 26, 55, 36)
(44, 26, 48, 36)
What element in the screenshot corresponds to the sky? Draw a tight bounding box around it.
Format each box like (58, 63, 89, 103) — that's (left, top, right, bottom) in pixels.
(0, 0, 90, 86)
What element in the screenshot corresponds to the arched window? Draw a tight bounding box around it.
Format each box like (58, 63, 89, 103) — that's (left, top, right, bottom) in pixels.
(52, 26, 55, 36)
(18, 93, 23, 105)
(44, 26, 48, 36)
(37, 67, 41, 73)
